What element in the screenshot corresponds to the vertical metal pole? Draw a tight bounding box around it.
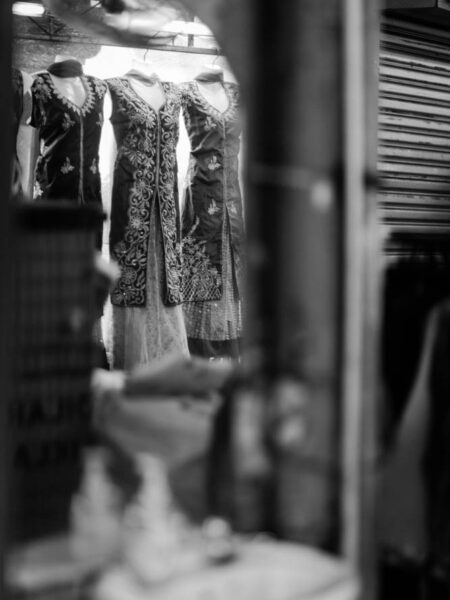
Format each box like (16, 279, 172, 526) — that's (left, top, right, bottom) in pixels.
(245, 0, 344, 546)
(341, 0, 368, 566)
(359, 2, 382, 595)
(0, 0, 13, 597)
(341, 0, 380, 596)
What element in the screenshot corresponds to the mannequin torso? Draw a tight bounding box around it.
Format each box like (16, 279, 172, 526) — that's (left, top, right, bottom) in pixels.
(48, 75, 87, 109)
(194, 64, 229, 114)
(195, 81, 229, 114)
(127, 75, 166, 112)
(48, 55, 87, 109)
(124, 61, 166, 112)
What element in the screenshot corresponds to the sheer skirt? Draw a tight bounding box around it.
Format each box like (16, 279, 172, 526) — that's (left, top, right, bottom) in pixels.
(106, 202, 189, 370)
(183, 217, 241, 359)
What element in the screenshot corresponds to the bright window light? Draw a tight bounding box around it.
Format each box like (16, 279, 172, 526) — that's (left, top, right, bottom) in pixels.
(12, 2, 45, 17)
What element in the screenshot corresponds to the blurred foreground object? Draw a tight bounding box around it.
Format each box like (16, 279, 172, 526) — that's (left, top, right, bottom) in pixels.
(43, 0, 190, 46)
(122, 355, 235, 398)
(94, 537, 359, 600)
(7, 510, 358, 600)
(91, 355, 235, 468)
(93, 253, 120, 320)
(42, 0, 250, 84)
(9, 203, 104, 543)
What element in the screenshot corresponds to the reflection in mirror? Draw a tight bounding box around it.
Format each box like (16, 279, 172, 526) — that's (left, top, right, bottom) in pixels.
(13, 3, 245, 365)
(6, 0, 367, 598)
(8, 2, 251, 598)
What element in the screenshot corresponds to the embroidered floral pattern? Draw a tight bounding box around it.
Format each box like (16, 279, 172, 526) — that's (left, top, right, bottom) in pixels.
(130, 215, 144, 229)
(182, 219, 222, 301)
(30, 72, 106, 207)
(33, 181, 43, 198)
(45, 75, 106, 117)
(114, 241, 127, 256)
(89, 158, 98, 174)
(207, 155, 221, 171)
(62, 112, 75, 130)
(108, 78, 183, 307)
(228, 201, 238, 215)
(207, 199, 220, 215)
(180, 81, 243, 303)
(186, 81, 238, 122)
(121, 267, 137, 285)
(204, 116, 217, 131)
(32, 76, 52, 102)
(61, 157, 75, 174)
(91, 78, 107, 99)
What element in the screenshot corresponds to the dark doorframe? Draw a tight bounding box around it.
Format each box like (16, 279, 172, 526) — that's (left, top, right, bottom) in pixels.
(0, 0, 14, 597)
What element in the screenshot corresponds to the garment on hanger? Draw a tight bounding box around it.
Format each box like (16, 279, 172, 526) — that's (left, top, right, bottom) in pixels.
(180, 78, 244, 360)
(30, 60, 106, 209)
(105, 74, 188, 369)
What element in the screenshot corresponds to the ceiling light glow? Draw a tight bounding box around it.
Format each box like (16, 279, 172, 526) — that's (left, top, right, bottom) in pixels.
(12, 2, 45, 17)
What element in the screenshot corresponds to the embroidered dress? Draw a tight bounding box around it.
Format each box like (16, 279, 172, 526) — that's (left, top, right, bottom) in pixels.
(106, 76, 188, 368)
(180, 81, 244, 359)
(30, 71, 106, 208)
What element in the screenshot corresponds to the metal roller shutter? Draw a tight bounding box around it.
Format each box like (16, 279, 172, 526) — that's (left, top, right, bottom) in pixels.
(379, 17, 450, 434)
(379, 18, 450, 247)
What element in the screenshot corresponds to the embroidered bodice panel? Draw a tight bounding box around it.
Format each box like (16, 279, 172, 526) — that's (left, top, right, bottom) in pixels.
(107, 77, 183, 307)
(30, 72, 106, 205)
(180, 81, 244, 302)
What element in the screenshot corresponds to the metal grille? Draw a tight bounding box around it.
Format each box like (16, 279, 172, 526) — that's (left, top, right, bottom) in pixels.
(379, 18, 450, 248)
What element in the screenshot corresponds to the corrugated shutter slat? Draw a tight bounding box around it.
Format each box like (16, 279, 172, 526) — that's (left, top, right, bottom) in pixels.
(379, 19, 450, 237)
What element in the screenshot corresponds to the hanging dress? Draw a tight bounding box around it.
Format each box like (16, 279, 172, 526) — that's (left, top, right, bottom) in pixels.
(180, 80, 244, 360)
(106, 76, 188, 369)
(30, 71, 106, 208)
